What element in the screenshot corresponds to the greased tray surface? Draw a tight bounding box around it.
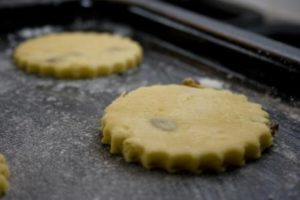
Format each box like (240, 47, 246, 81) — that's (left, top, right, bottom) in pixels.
(0, 7, 300, 200)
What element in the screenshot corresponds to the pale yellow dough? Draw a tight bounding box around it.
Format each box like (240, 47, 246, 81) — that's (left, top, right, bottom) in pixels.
(101, 84, 274, 173)
(0, 154, 9, 195)
(14, 32, 143, 78)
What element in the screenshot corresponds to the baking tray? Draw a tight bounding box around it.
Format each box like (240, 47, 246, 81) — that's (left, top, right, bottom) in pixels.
(0, 0, 299, 200)
(250, 23, 300, 49)
(161, 0, 263, 28)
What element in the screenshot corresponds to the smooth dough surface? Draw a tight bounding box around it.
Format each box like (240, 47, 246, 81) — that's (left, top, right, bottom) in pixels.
(14, 32, 143, 78)
(101, 84, 273, 173)
(0, 154, 9, 195)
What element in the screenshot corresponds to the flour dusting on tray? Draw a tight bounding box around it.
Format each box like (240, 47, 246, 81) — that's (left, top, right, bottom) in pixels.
(197, 77, 224, 89)
(18, 26, 60, 38)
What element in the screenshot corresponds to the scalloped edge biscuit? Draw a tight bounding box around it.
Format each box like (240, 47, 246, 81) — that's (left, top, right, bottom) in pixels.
(100, 81, 277, 173)
(14, 32, 143, 78)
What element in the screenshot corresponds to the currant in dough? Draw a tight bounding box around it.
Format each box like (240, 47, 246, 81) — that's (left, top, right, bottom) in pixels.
(100, 83, 275, 173)
(14, 32, 143, 78)
(0, 154, 9, 195)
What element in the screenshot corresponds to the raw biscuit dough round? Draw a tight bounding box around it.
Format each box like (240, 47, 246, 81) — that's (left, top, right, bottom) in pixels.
(0, 154, 9, 195)
(14, 32, 143, 78)
(101, 84, 274, 173)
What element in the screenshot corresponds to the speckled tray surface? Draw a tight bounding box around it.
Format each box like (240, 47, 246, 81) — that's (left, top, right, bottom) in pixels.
(0, 2, 299, 200)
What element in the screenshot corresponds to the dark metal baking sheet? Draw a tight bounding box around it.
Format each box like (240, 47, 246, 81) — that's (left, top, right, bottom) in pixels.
(162, 0, 263, 28)
(0, 1, 299, 200)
